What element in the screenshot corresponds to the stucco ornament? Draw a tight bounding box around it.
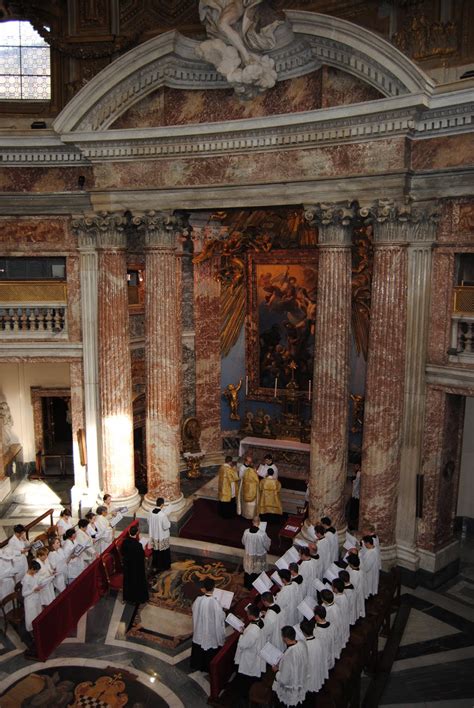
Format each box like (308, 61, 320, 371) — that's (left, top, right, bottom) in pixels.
(197, 0, 290, 98)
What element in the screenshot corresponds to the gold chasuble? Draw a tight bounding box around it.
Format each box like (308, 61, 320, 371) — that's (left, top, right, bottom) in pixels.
(217, 463, 239, 502)
(258, 477, 283, 516)
(237, 466, 259, 519)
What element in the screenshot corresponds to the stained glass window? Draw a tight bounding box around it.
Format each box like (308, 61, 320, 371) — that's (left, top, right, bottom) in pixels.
(0, 21, 50, 100)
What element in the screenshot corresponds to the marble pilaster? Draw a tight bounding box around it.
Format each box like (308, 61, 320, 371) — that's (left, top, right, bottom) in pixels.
(134, 212, 185, 513)
(73, 223, 101, 504)
(395, 205, 439, 570)
(95, 213, 139, 509)
(359, 200, 408, 547)
(305, 203, 354, 526)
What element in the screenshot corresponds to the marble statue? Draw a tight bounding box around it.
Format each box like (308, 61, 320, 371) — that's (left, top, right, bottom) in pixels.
(197, 0, 290, 98)
(0, 401, 13, 447)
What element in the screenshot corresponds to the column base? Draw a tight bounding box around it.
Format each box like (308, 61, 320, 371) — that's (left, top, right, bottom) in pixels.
(0, 477, 11, 503)
(141, 492, 187, 517)
(395, 541, 420, 572)
(97, 487, 141, 514)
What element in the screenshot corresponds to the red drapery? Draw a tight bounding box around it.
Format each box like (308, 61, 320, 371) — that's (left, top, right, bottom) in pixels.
(32, 521, 138, 661)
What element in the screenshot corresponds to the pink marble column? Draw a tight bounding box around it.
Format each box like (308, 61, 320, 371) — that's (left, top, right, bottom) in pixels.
(359, 200, 408, 547)
(305, 203, 354, 527)
(95, 213, 139, 509)
(134, 212, 185, 512)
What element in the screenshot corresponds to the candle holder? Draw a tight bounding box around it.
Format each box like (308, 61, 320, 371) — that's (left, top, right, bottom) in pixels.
(183, 451, 205, 479)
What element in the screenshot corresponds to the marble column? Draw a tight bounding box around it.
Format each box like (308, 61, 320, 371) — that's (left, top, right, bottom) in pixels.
(134, 212, 185, 513)
(359, 200, 408, 549)
(395, 205, 439, 570)
(95, 213, 140, 510)
(73, 223, 101, 506)
(304, 203, 354, 527)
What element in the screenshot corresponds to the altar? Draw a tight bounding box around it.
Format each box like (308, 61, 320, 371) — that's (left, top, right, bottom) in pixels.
(238, 436, 310, 480)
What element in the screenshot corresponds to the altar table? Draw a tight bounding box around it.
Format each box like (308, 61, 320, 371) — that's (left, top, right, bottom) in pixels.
(238, 436, 310, 479)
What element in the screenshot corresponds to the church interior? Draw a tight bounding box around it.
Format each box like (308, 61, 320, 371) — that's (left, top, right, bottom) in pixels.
(0, 0, 473, 705)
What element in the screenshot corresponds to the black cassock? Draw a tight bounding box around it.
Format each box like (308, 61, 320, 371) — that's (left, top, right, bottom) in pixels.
(121, 536, 149, 604)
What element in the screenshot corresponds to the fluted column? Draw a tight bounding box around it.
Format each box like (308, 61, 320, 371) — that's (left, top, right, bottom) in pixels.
(95, 213, 139, 509)
(395, 205, 439, 570)
(134, 212, 185, 513)
(359, 200, 409, 548)
(305, 203, 354, 527)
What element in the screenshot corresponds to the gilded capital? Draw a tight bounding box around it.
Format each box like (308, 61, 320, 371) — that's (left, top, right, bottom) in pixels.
(304, 201, 355, 245)
(359, 198, 440, 244)
(72, 211, 127, 250)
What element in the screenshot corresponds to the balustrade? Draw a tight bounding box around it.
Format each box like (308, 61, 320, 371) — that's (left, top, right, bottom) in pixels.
(0, 304, 67, 336)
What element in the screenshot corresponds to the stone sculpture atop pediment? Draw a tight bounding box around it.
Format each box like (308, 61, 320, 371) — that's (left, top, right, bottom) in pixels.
(197, 0, 293, 98)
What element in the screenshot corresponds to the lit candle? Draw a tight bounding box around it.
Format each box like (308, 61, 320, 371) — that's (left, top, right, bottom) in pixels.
(274, 377, 278, 397)
(308, 379, 312, 401)
(245, 376, 248, 396)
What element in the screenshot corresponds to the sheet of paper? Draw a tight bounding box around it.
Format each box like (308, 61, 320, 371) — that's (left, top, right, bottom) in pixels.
(324, 563, 340, 582)
(213, 588, 234, 609)
(345, 531, 358, 547)
(285, 525, 300, 533)
(297, 598, 315, 621)
(270, 570, 283, 586)
(259, 641, 283, 666)
(73, 543, 86, 557)
(293, 623, 305, 641)
(285, 546, 300, 563)
(252, 572, 273, 595)
(109, 513, 123, 528)
(139, 538, 149, 549)
(343, 539, 357, 551)
(313, 578, 326, 592)
(225, 612, 245, 632)
(275, 556, 289, 570)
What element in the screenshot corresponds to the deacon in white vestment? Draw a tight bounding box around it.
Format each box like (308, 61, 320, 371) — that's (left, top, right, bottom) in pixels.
(241, 518, 270, 589)
(8, 525, 29, 583)
(300, 618, 326, 696)
(190, 577, 226, 671)
(234, 604, 266, 694)
(149, 498, 171, 571)
(21, 561, 42, 632)
(272, 626, 308, 707)
(361, 536, 379, 598)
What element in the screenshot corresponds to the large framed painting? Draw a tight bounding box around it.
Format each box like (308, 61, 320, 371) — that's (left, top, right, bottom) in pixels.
(246, 249, 318, 401)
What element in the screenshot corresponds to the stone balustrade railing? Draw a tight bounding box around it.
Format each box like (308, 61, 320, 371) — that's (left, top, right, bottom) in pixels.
(0, 303, 67, 337)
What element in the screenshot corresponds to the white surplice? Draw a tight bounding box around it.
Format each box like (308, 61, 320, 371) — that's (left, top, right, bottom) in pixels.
(36, 558, 55, 606)
(324, 602, 346, 658)
(299, 557, 320, 596)
(314, 621, 336, 671)
(241, 528, 270, 575)
(361, 547, 379, 598)
(49, 547, 68, 593)
(257, 462, 279, 479)
(276, 582, 299, 627)
(7, 535, 28, 583)
(333, 592, 350, 644)
(0, 557, 16, 601)
(192, 594, 226, 651)
(274, 640, 308, 707)
(315, 536, 331, 572)
(75, 529, 96, 564)
(305, 635, 326, 694)
(95, 515, 113, 554)
(348, 566, 366, 619)
(64, 539, 85, 582)
(21, 574, 42, 631)
(343, 584, 358, 625)
(235, 621, 265, 677)
(325, 530, 339, 563)
(57, 518, 73, 542)
(261, 604, 283, 651)
(148, 508, 171, 550)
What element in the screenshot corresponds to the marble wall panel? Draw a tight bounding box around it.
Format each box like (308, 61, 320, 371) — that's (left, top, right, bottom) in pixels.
(437, 198, 474, 244)
(426, 248, 454, 366)
(94, 138, 407, 190)
(411, 133, 474, 171)
(0, 166, 94, 193)
(0, 217, 75, 252)
(66, 254, 81, 342)
(183, 341, 196, 420)
(321, 66, 383, 107)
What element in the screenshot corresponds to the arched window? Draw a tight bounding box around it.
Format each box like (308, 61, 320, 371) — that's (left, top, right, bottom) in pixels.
(0, 20, 50, 100)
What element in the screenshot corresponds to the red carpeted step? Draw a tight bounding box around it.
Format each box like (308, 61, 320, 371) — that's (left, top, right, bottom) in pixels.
(179, 498, 288, 555)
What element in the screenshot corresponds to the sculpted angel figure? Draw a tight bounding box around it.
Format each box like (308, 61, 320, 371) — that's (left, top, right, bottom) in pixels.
(223, 379, 242, 420)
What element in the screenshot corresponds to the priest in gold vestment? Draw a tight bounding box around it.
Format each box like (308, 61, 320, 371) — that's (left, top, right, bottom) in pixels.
(218, 455, 240, 518)
(237, 462, 260, 519)
(258, 468, 283, 521)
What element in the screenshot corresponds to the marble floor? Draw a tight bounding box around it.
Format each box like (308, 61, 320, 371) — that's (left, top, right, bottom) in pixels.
(0, 487, 473, 706)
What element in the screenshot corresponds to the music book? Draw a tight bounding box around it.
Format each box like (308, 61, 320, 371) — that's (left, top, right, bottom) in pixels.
(31, 540, 44, 552)
(72, 543, 86, 557)
(259, 642, 283, 666)
(270, 570, 283, 586)
(225, 612, 245, 632)
(285, 525, 300, 533)
(109, 513, 123, 528)
(252, 572, 273, 595)
(324, 563, 341, 582)
(213, 588, 234, 609)
(345, 532, 358, 547)
(297, 597, 315, 621)
(118, 506, 128, 514)
(275, 546, 300, 570)
(293, 623, 305, 641)
(313, 578, 326, 592)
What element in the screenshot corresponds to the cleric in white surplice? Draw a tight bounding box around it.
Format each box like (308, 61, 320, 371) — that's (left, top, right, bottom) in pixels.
(190, 577, 226, 671)
(272, 625, 309, 707)
(148, 497, 171, 571)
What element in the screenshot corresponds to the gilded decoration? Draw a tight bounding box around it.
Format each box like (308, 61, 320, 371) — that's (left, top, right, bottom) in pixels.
(393, 14, 458, 60)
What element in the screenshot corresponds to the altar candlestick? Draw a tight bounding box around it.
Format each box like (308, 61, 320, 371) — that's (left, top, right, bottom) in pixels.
(245, 376, 248, 396)
(308, 379, 312, 401)
(274, 377, 278, 397)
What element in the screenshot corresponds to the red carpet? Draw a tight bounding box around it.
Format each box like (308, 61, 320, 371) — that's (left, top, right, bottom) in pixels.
(179, 498, 289, 556)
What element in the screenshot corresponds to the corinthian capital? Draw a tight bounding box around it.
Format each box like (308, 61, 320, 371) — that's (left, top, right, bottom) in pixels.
(304, 201, 355, 245)
(72, 211, 127, 249)
(359, 198, 440, 243)
(132, 210, 184, 250)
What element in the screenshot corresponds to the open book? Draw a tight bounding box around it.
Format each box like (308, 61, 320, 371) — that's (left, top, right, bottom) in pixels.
(293, 623, 306, 641)
(109, 513, 123, 528)
(213, 588, 234, 609)
(297, 596, 316, 621)
(324, 563, 341, 582)
(270, 570, 283, 587)
(72, 543, 86, 558)
(275, 545, 300, 570)
(259, 641, 283, 666)
(225, 612, 245, 632)
(252, 572, 273, 595)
